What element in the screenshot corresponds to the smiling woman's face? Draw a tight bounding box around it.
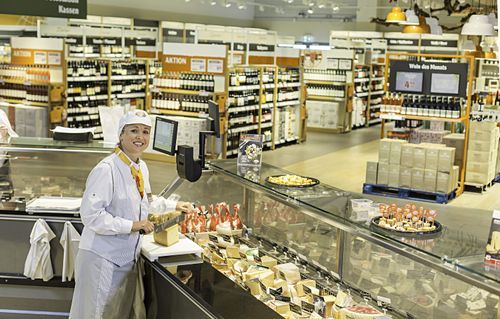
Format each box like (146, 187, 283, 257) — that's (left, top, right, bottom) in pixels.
(120, 124, 151, 161)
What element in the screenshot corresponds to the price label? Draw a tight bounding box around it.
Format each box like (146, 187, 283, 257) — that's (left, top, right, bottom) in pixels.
(221, 234, 232, 243)
(290, 303, 302, 315)
(406, 311, 417, 319)
(303, 285, 312, 294)
(259, 281, 267, 293)
(254, 254, 262, 263)
(208, 234, 219, 242)
(301, 301, 315, 314)
(269, 287, 283, 297)
(275, 295, 291, 303)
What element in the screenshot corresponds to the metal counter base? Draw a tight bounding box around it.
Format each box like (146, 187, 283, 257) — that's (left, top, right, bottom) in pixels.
(143, 255, 282, 319)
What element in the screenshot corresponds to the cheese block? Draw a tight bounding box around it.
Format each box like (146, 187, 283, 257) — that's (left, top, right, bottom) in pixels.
(273, 263, 301, 284)
(323, 295, 336, 318)
(226, 258, 239, 270)
(258, 270, 275, 288)
(243, 266, 270, 282)
(226, 245, 241, 259)
(491, 231, 500, 251)
(261, 255, 278, 268)
(273, 278, 289, 295)
(295, 279, 316, 296)
(153, 224, 179, 247)
(245, 278, 262, 296)
(271, 301, 290, 315)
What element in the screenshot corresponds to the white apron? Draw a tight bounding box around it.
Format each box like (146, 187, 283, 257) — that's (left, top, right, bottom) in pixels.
(69, 249, 137, 319)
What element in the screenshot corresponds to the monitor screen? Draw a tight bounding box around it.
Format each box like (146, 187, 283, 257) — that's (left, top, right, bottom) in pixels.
(395, 71, 424, 93)
(430, 73, 460, 95)
(153, 117, 178, 156)
(208, 100, 220, 138)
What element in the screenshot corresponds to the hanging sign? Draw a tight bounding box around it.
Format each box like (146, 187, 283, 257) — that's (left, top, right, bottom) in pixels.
(232, 43, 246, 52)
(0, 0, 87, 19)
(125, 38, 156, 46)
(162, 43, 226, 75)
(421, 39, 458, 48)
(11, 37, 64, 66)
(389, 60, 468, 97)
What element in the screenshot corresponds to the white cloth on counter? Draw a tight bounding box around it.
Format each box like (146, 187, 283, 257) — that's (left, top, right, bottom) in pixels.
(23, 219, 56, 281)
(60, 221, 81, 282)
(149, 196, 177, 214)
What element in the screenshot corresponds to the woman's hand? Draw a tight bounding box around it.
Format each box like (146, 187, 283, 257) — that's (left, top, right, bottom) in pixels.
(176, 201, 195, 213)
(132, 219, 155, 234)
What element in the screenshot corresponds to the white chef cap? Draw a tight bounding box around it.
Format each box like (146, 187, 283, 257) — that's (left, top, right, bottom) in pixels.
(118, 109, 152, 139)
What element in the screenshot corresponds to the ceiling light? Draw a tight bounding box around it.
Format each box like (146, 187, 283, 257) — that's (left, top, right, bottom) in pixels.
(307, 8, 314, 14)
(402, 16, 430, 34)
(225, 1, 231, 7)
(461, 39, 476, 51)
(292, 44, 307, 49)
(317, 1, 325, 8)
(185, 0, 191, 2)
(308, 1, 315, 7)
(210, 0, 217, 5)
(287, 0, 294, 3)
(309, 44, 330, 50)
(386, 6, 406, 23)
(332, 5, 339, 11)
(238, 3, 246, 9)
(461, 14, 494, 36)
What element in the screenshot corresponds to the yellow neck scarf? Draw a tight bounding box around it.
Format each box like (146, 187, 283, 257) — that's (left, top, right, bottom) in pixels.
(115, 147, 144, 198)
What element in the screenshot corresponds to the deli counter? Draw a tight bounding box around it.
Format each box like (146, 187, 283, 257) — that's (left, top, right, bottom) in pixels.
(0, 138, 498, 319)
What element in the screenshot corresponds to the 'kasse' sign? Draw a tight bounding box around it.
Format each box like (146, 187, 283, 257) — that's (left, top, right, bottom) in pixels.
(0, 0, 87, 19)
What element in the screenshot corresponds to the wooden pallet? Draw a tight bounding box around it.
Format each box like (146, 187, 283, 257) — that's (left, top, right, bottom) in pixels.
(363, 183, 456, 204)
(464, 175, 499, 193)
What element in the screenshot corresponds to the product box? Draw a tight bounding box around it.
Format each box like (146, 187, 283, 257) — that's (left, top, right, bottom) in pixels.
(399, 167, 412, 188)
(438, 147, 455, 173)
(379, 139, 392, 164)
(377, 163, 390, 185)
(401, 144, 414, 167)
(469, 127, 499, 142)
(423, 169, 437, 192)
(470, 121, 498, 132)
(443, 133, 465, 166)
(436, 172, 453, 193)
(466, 171, 492, 185)
(469, 139, 497, 152)
(430, 121, 445, 131)
(389, 139, 406, 164)
(468, 150, 494, 164)
(425, 147, 440, 171)
(388, 165, 400, 187)
(365, 162, 378, 184)
(466, 161, 494, 174)
(484, 210, 500, 267)
(411, 168, 425, 190)
(413, 147, 426, 169)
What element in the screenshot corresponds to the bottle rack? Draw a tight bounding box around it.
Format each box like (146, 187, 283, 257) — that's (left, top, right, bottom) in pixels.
(352, 64, 370, 128)
(150, 71, 217, 117)
(225, 65, 302, 157)
(65, 59, 156, 139)
(226, 66, 273, 157)
(110, 60, 147, 103)
(367, 63, 385, 126)
(0, 64, 51, 107)
(274, 67, 301, 147)
(304, 66, 351, 133)
(379, 52, 474, 197)
(66, 60, 109, 138)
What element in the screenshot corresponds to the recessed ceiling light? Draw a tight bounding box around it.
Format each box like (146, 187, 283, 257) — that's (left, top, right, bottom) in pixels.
(210, 0, 217, 5)
(332, 4, 339, 11)
(308, 1, 315, 7)
(225, 1, 231, 7)
(307, 8, 314, 14)
(238, 3, 246, 9)
(287, 0, 293, 3)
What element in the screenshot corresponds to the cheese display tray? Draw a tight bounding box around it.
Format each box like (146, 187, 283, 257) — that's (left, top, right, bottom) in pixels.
(141, 233, 203, 262)
(371, 216, 443, 236)
(265, 175, 320, 188)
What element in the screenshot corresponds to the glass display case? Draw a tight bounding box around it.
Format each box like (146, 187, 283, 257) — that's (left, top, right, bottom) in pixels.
(148, 160, 499, 319)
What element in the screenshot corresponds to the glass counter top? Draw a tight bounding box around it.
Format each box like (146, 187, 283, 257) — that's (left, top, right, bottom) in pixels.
(1, 137, 115, 151)
(208, 160, 499, 291)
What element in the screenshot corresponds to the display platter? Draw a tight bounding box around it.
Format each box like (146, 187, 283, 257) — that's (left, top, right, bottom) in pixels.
(370, 203, 442, 236)
(265, 175, 320, 188)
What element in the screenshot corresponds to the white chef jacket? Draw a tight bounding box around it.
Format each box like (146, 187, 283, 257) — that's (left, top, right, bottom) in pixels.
(23, 219, 56, 281)
(78, 153, 151, 266)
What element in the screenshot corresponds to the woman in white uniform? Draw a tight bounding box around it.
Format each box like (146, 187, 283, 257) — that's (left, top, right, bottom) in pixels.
(70, 110, 192, 319)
